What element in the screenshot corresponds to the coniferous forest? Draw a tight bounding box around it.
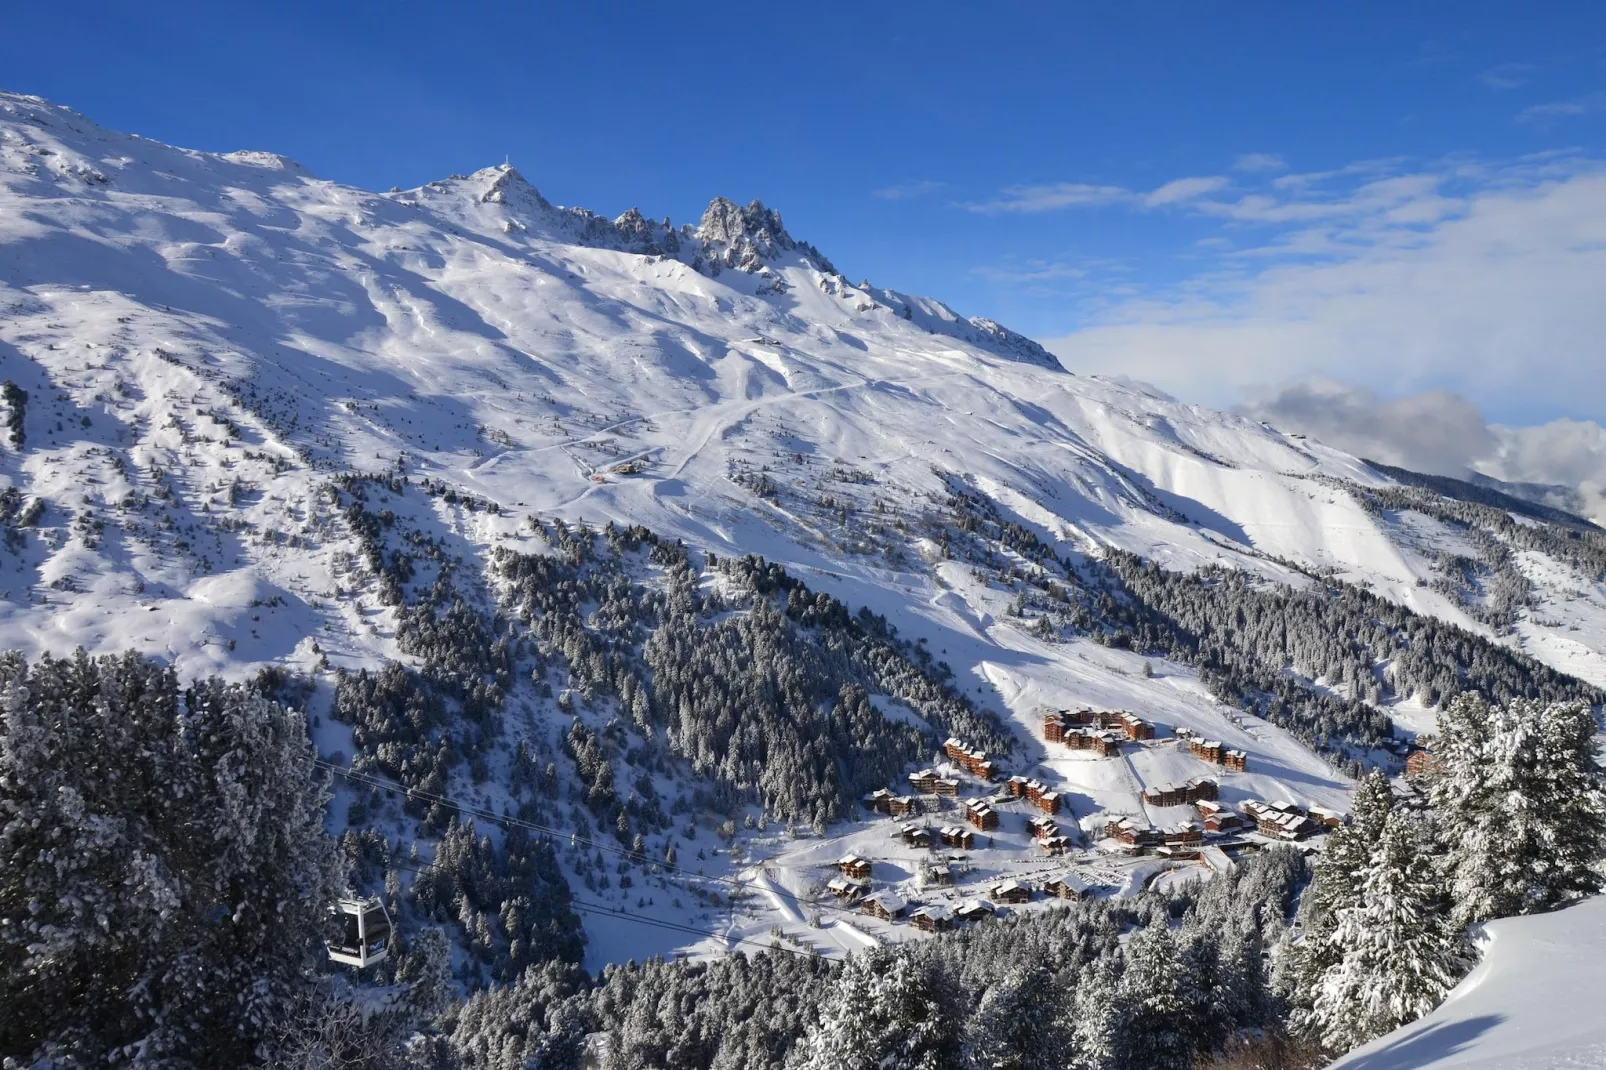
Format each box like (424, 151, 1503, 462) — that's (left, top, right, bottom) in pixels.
(2, 486, 1604, 1068)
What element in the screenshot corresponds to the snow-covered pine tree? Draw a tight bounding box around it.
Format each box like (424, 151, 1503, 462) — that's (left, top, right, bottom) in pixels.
(960, 965, 1070, 1070)
(1067, 958, 1122, 1070)
(1430, 693, 1606, 925)
(788, 949, 963, 1070)
(1432, 687, 1606, 918)
(1308, 809, 1468, 1053)
(0, 651, 346, 1068)
(1114, 920, 1198, 1070)
(1281, 768, 1392, 1029)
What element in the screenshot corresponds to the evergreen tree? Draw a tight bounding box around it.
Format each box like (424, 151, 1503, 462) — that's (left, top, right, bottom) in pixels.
(961, 966, 1070, 1070)
(789, 949, 962, 1070)
(0, 650, 346, 1067)
(1429, 693, 1606, 925)
(1115, 920, 1196, 1070)
(1308, 811, 1467, 1053)
(1281, 768, 1393, 1027)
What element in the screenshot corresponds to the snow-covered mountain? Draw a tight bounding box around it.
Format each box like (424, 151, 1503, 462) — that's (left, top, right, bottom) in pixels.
(2, 89, 1604, 976)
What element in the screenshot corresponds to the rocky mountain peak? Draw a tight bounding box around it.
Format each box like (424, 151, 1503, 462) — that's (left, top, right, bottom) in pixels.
(473, 164, 551, 210)
(693, 196, 835, 276)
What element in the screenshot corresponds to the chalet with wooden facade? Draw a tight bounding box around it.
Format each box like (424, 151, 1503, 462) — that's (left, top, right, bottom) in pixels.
(909, 904, 955, 932)
(861, 891, 907, 921)
(1044, 875, 1087, 900)
(940, 825, 976, 849)
(1142, 777, 1219, 808)
(837, 854, 873, 880)
(943, 738, 997, 781)
(1027, 815, 1059, 840)
(1187, 737, 1248, 772)
(898, 823, 933, 849)
(1105, 816, 1162, 848)
(990, 879, 1032, 904)
(1308, 806, 1347, 829)
(1162, 821, 1203, 847)
(907, 769, 961, 797)
(1038, 834, 1072, 856)
(1195, 800, 1250, 833)
(1117, 713, 1155, 741)
(1046, 708, 1156, 754)
(1405, 746, 1438, 779)
(826, 877, 864, 901)
(1006, 776, 1063, 815)
(965, 800, 999, 831)
(1243, 799, 1319, 840)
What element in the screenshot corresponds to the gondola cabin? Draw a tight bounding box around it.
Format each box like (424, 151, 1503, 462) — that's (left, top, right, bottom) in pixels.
(327, 896, 391, 968)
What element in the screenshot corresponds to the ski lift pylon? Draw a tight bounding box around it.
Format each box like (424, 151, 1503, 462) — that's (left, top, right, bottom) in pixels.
(326, 894, 391, 968)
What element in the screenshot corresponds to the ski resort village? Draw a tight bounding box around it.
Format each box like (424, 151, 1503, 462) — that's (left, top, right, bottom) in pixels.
(2, 22, 1606, 1067)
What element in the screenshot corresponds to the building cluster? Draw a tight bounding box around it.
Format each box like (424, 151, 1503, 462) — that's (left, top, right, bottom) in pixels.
(1043, 709, 1155, 756)
(942, 738, 997, 781)
(1027, 815, 1072, 856)
(1006, 775, 1063, 814)
(1141, 777, 1219, 807)
(1241, 799, 1346, 840)
(1175, 727, 1248, 771)
(939, 825, 975, 850)
(867, 788, 917, 817)
(829, 852, 1087, 931)
(965, 798, 999, 830)
(1103, 815, 1203, 850)
(907, 769, 961, 796)
(1194, 799, 1250, 834)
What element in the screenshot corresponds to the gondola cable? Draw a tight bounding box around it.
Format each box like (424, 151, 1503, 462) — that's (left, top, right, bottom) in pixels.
(314, 758, 846, 917)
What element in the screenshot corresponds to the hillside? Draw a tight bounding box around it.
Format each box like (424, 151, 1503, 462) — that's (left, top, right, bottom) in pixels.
(1329, 894, 1606, 1070)
(1, 87, 1604, 983)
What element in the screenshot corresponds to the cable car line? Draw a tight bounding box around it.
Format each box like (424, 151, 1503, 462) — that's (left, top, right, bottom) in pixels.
(331, 841, 822, 961)
(313, 758, 845, 916)
(566, 898, 819, 960)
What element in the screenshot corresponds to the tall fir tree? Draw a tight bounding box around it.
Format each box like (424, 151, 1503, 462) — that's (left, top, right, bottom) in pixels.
(961, 965, 1070, 1070)
(1429, 693, 1606, 925)
(1281, 768, 1393, 1029)
(1308, 810, 1468, 1053)
(789, 949, 963, 1070)
(0, 651, 346, 1067)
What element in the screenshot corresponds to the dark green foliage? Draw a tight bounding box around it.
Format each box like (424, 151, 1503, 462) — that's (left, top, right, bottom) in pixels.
(1, 380, 25, 449)
(411, 820, 583, 979)
(1087, 553, 1602, 770)
(441, 850, 1306, 1070)
(0, 650, 344, 1068)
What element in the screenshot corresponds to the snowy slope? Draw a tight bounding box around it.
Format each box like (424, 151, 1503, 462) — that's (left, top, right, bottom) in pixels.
(1, 90, 1603, 965)
(1328, 895, 1606, 1070)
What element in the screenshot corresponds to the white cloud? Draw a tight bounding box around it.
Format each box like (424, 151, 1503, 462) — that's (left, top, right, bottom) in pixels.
(970, 260, 1087, 283)
(872, 179, 948, 201)
(1478, 62, 1534, 90)
(1240, 381, 1606, 522)
(1144, 175, 1230, 207)
(968, 175, 1234, 214)
(1040, 156, 1606, 427)
(966, 182, 1131, 214)
(1241, 380, 1498, 476)
(1233, 152, 1288, 172)
(1517, 91, 1606, 125)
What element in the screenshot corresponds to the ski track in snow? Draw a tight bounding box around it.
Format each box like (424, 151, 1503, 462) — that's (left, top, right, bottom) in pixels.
(0, 90, 1603, 986)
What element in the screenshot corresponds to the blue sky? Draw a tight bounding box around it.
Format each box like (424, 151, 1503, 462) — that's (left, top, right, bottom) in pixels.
(5, 3, 1606, 441)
